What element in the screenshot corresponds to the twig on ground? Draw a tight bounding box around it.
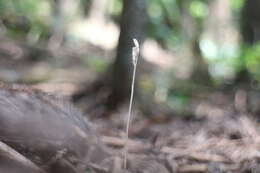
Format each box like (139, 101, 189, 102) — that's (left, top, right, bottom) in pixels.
(0, 141, 46, 173)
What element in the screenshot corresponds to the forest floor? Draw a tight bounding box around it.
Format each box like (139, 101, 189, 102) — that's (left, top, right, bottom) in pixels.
(1, 40, 260, 173)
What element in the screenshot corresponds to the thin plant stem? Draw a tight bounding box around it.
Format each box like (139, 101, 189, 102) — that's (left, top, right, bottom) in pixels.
(124, 39, 139, 169)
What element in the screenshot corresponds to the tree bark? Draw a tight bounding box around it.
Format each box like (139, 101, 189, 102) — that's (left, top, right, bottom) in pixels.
(177, 0, 210, 83)
(234, 0, 260, 84)
(241, 0, 260, 44)
(108, 0, 147, 109)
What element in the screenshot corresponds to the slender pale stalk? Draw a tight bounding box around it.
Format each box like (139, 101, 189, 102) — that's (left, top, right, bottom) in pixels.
(124, 39, 140, 169)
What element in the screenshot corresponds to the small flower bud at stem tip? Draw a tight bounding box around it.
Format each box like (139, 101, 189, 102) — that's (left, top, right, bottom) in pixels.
(132, 39, 140, 66)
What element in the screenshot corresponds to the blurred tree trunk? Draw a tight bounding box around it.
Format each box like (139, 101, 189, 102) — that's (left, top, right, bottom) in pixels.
(234, 0, 260, 84)
(177, 0, 210, 84)
(108, 0, 147, 110)
(48, 0, 64, 50)
(201, 0, 239, 82)
(82, 0, 92, 17)
(49, 0, 80, 50)
(241, 0, 260, 44)
(88, 0, 107, 20)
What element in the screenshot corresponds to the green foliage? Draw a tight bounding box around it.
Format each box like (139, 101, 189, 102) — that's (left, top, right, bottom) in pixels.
(230, 0, 245, 10)
(82, 56, 109, 73)
(108, 0, 123, 18)
(243, 44, 260, 83)
(1, 0, 50, 21)
(0, 0, 50, 40)
(80, 0, 92, 16)
(0, 0, 257, 87)
(204, 42, 260, 86)
(146, 0, 209, 49)
(230, 0, 245, 22)
(189, 0, 208, 19)
(167, 89, 189, 114)
(146, 0, 182, 48)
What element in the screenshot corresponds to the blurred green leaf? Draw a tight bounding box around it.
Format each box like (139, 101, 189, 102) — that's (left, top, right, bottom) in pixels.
(189, 0, 207, 18)
(230, 0, 245, 9)
(83, 56, 109, 73)
(167, 90, 189, 114)
(243, 44, 260, 82)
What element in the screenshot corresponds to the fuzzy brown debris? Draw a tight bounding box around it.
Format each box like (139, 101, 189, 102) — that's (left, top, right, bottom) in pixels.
(0, 84, 109, 173)
(0, 141, 46, 173)
(0, 84, 174, 173)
